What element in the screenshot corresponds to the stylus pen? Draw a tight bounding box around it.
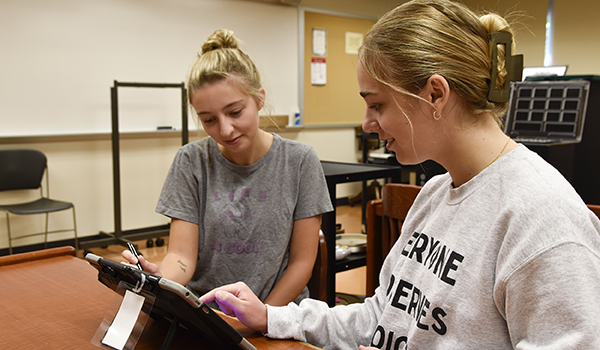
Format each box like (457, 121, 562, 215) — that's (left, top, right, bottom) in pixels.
(127, 242, 144, 271)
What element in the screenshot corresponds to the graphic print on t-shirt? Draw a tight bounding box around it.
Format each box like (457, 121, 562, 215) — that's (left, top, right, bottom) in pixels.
(207, 187, 269, 254)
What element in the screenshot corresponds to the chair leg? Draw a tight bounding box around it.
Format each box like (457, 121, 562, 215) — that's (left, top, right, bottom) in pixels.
(5, 212, 12, 255)
(44, 212, 49, 250)
(72, 207, 79, 251)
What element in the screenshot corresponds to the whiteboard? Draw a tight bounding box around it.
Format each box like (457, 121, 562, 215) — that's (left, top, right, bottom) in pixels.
(0, 0, 298, 136)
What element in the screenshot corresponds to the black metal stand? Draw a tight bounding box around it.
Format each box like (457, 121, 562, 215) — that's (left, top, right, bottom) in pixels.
(160, 317, 181, 350)
(359, 131, 383, 223)
(80, 81, 188, 250)
(321, 161, 402, 306)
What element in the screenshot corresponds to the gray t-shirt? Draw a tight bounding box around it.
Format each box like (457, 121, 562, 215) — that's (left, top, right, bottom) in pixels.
(156, 134, 333, 302)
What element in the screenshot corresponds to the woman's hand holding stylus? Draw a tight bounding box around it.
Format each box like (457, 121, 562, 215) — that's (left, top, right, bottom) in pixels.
(121, 249, 162, 276)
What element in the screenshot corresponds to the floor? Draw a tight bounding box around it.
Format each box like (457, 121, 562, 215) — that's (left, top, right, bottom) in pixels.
(83, 204, 367, 297)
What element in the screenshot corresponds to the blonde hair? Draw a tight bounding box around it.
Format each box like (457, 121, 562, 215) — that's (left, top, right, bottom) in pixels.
(187, 29, 262, 105)
(359, 0, 516, 124)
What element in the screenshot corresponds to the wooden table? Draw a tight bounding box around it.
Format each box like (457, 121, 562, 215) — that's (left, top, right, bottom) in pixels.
(0, 247, 319, 350)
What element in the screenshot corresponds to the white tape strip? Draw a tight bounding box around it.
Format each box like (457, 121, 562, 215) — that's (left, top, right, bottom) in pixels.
(101, 290, 145, 350)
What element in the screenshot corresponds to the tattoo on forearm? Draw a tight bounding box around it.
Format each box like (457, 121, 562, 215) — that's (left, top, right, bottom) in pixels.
(177, 259, 187, 273)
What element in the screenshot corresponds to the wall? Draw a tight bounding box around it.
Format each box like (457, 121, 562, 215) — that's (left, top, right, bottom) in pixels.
(553, 0, 600, 75)
(302, 11, 375, 125)
(3, 0, 599, 250)
(0, 0, 298, 137)
(300, 0, 398, 20)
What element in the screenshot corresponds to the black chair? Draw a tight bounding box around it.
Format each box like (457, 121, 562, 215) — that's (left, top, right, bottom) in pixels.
(0, 149, 78, 254)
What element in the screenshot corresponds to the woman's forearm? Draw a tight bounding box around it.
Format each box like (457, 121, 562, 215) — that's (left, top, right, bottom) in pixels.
(264, 259, 314, 306)
(159, 252, 196, 286)
(265, 215, 321, 306)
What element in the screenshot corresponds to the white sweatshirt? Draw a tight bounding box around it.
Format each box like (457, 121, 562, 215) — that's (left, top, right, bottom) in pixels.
(266, 146, 600, 350)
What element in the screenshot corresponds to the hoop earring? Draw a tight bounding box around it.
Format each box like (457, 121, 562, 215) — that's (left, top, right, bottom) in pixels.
(433, 110, 441, 120)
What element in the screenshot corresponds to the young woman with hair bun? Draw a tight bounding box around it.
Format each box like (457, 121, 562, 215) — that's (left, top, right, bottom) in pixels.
(200, 1, 600, 349)
(122, 29, 332, 307)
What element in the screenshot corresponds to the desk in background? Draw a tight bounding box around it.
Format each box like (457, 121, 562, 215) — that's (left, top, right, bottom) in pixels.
(0, 247, 319, 350)
(321, 161, 401, 306)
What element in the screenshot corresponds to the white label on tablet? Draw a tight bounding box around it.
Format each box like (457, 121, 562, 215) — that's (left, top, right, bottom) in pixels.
(101, 290, 145, 350)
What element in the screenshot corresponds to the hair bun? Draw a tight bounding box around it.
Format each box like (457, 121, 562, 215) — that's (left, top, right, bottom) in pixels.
(479, 14, 511, 37)
(201, 29, 239, 54)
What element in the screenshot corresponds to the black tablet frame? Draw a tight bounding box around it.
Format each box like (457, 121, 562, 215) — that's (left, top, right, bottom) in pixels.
(85, 253, 255, 350)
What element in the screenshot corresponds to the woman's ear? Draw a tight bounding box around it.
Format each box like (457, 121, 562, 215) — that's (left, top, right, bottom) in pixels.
(425, 74, 450, 111)
(256, 88, 266, 111)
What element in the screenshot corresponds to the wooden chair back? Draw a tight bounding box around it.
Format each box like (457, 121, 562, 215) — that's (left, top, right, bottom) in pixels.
(307, 230, 327, 301)
(587, 204, 600, 219)
(366, 183, 421, 297)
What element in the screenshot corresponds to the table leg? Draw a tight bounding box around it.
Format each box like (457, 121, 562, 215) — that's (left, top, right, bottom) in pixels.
(322, 180, 337, 307)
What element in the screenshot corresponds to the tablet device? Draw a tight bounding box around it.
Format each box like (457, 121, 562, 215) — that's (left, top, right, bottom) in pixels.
(85, 253, 256, 350)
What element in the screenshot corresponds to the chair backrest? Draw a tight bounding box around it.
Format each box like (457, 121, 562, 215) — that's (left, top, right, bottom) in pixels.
(366, 183, 421, 296)
(0, 149, 47, 192)
(307, 230, 328, 301)
(587, 204, 600, 219)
